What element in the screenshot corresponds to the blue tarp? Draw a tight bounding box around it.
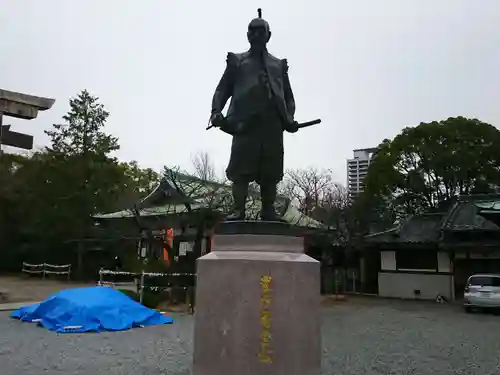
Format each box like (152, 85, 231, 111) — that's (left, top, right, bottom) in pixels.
(11, 286, 173, 333)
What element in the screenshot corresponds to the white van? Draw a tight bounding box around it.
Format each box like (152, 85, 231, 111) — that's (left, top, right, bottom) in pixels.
(464, 274, 500, 312)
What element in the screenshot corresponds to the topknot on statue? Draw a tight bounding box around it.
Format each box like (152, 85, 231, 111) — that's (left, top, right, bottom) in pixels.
(248, 8, 270, 33)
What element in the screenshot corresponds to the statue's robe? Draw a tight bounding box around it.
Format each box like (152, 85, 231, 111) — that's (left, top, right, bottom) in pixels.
(211, 49, 296, 185)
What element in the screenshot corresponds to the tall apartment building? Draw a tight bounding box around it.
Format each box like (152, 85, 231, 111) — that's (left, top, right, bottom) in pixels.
(347, 148, 376, 198)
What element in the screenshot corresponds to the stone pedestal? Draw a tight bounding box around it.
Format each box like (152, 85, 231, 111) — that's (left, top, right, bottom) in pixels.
(192, 221, 321, 375)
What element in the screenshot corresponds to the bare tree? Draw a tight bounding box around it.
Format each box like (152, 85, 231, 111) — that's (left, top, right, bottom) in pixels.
(188, 151, 266, 219)
(164, 152, 270, 224)
(280, 167, 357, 245)
(191, 151, 218, 182)
(281, 168, 346, 215)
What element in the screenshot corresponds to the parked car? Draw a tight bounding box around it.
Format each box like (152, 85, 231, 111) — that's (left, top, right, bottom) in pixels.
(463, 274, 500, 312)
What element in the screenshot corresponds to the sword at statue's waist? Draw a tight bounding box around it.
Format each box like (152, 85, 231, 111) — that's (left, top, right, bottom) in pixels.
(206, 116, 321, 132)
(296, 119, 321, 129)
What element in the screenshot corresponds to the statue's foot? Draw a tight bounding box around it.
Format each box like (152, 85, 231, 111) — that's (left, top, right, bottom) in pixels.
(260, 211, 287, 223)
(225, 211, 246, 221)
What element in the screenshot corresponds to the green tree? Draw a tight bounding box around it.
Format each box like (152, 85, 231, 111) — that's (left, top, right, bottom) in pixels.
(13, 90, 125, 270)
(42, 90, 122, 226)
(121, 161, 159, 195)
(0, 90, 162, 274)
(0, 153, 34, 267)
(45, 89, 118, 155)
(364, 116, 500, 219)
(115, 161, 160, 209)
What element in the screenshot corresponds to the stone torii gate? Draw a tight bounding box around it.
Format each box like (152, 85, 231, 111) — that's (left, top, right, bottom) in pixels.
(0, 88, 55, 152)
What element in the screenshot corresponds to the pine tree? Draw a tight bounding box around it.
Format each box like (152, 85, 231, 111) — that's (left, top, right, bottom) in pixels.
(45, 89, 118, 156)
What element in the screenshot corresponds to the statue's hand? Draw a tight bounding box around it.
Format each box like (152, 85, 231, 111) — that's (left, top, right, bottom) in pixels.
(285, 121, 299, 133)
(210, 112, 225, 128)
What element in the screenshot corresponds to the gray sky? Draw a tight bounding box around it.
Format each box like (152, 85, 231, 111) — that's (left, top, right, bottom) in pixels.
(1, 0, 499, 184)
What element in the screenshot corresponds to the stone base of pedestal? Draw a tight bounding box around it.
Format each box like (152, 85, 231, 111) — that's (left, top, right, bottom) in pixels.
(192, 221, 320, 375)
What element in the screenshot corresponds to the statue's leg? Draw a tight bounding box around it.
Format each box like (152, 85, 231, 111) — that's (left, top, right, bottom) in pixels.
(260, 183, 284, 222)
(225, 179, 249, 221)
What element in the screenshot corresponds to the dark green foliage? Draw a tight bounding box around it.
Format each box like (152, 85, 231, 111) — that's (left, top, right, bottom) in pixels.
(118, 289, 139, 301)
(364, 116, 500, 221)
(141, 289, 166, 309)
(0, 90, 159, 275)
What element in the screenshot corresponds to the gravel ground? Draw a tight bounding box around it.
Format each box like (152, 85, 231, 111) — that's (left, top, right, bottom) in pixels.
(1, 298, 500, 375)
(0, 276, 92, 303)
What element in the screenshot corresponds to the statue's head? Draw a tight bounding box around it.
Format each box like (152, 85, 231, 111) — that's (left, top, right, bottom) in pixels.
(247, 9, 271, 50)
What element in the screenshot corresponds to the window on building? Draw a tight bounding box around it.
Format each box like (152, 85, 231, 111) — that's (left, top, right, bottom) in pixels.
(395, 250, 437, 271)
(468, 275, 500, 287)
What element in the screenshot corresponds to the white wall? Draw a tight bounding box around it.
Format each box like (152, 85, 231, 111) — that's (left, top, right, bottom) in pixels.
(378, 250, 454, 300)
(379, 273, 453, 300)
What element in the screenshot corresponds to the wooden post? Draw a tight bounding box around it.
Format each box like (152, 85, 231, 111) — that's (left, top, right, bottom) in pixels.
(334, 268, 339, 295)
(139, 271, 145, 304)
(449, 250, 455, 302)
(344, 269, 347, 293)
(77, 242, 84, 280)
(0, 113, 3, 184)
(0, 112, 3, 154)
(352, 269, 356, 293)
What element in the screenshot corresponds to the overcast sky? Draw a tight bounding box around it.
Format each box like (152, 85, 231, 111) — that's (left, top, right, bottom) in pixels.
(1, 0, 499, 184)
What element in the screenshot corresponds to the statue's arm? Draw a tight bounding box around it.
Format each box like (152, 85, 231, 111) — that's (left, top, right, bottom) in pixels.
(282, 59, 296, 120)
(211, 53, 237, 115)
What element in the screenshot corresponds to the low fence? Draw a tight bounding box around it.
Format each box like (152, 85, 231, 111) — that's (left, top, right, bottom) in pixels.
(21, 262, 72, 280)
(98, 269, 196, 310)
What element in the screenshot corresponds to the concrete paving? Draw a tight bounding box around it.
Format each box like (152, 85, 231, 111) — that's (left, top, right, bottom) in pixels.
(1, 298, 499, 375)
(0, 301, 38, 312)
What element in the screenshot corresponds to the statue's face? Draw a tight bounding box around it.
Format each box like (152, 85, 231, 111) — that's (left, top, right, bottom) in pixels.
(247, 18, 271, 49)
